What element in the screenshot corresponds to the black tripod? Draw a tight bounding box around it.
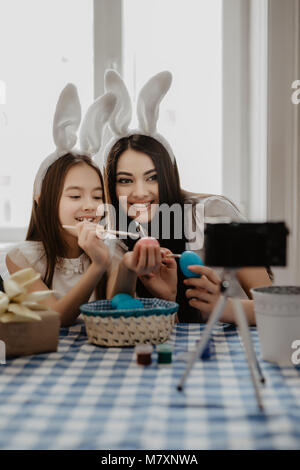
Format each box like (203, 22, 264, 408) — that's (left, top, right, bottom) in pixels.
(177, 269, 265, 411)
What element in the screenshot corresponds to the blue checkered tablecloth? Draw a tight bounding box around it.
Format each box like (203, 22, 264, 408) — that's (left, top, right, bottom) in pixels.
(0, 322, 300, 450)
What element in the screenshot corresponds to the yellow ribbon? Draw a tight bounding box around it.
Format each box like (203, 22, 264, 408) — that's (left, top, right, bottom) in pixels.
(0, 268, 53, 323)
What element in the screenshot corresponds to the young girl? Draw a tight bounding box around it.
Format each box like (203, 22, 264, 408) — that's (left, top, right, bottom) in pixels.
(6, 84, 117, 326)
(99, 70, 272, 324)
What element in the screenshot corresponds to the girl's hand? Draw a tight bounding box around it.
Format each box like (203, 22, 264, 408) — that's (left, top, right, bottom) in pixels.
(122, 239, 161, 276)
(184, 265, 221, 320)
(77, 222, 110, 271)
(139, 248, 178, 301)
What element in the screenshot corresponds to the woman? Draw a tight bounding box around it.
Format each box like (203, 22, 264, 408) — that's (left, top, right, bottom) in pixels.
(104, 134, 272, 324)
(100, 70, 272, 324)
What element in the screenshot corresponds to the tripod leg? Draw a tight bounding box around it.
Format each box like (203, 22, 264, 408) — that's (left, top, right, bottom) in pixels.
(232, 298, 264, 411)
(232, 298, 265, 383)
(177, 295, 227, 391)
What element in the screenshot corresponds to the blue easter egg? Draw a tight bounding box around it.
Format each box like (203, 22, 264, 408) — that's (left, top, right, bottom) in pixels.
(179, 251, 204, 278)
(111, 293, 133, 309)
(117, 298, 144, 310)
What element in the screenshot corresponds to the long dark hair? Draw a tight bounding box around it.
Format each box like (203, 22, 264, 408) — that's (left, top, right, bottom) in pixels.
(104, 134, 202, 321)
(27, 153, 105, 289)
(105, 135, 187, 251)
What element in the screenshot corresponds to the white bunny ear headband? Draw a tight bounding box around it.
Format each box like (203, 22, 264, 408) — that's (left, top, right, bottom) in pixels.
(33, 83, 117, 198)
(96, 70, 175, 168)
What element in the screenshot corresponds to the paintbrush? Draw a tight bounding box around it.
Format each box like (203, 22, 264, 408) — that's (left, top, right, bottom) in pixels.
(62, 225, 140, 239)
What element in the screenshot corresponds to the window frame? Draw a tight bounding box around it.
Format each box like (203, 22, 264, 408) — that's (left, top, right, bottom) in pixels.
(93, 0, 123, 98)
(266, 0, 300, 284)
(222, 0, 268, 221)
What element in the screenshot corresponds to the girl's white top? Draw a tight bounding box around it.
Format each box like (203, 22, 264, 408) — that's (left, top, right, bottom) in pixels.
(6, 241, 97, 301)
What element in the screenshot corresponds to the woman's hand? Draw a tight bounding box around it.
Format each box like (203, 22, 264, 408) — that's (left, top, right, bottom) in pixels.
(139, 248, 178, 301)
(77, 222, 111, 271)
(184, 265, 221, 320)
(121, 238, 162, 276)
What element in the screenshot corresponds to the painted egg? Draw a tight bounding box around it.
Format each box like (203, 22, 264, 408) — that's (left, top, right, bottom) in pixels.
(135, 237, 160, 248)
(117, 298, 144, 310)
(179, 251, 204, 278)
(111, 293, 134, 309)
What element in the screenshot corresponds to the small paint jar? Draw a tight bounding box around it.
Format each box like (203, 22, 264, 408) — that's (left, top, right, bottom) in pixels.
(201, 342, 211, 359)
(135, 344, 153, 366)
(157, 344, 173, 365)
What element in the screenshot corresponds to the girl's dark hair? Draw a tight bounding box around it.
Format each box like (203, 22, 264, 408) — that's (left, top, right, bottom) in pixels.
(26, 153, 105, 289)
(105, 134, 202, 322)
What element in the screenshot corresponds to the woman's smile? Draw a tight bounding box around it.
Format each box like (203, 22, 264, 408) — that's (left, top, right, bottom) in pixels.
(116, 149, 159, 222)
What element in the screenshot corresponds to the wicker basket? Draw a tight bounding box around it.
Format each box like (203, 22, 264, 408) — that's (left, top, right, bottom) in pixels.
(251, 286, 300, 365)
(80, 298, 178, 347)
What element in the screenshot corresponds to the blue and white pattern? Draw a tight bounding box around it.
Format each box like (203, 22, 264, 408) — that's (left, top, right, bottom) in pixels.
(0, 323, 299, 450)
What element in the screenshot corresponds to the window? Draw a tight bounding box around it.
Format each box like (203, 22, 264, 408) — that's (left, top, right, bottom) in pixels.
(122, 0, 222, 195)
(0, 0, 93, 232)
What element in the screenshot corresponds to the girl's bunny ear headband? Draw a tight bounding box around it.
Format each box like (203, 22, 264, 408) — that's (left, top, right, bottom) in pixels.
(33, 83, 117, 199)
(95, 70, 175, 168)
